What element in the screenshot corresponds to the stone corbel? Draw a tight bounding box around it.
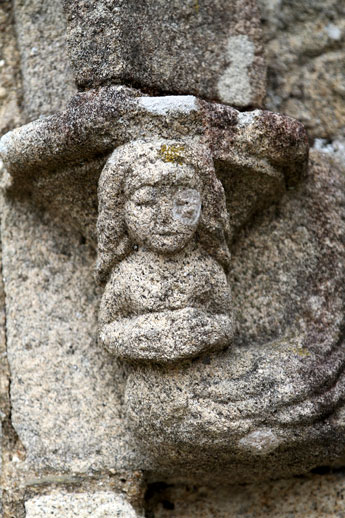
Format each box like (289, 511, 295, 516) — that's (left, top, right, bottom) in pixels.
(3, 88, 345, 484)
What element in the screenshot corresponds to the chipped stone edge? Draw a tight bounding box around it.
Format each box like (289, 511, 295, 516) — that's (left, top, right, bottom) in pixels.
(138, 95, 198, 115)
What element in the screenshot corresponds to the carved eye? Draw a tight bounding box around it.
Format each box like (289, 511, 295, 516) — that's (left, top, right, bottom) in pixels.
(134, 198, 155, 207)
(131, 187, 157, 207)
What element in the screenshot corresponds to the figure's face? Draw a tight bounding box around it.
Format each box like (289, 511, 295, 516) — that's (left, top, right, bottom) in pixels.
(125, 169, 201, 254)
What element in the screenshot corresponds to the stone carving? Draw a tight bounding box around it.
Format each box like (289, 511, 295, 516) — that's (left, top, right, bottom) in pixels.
(97, 139, 233, 363)
(4, 0, 345, 513)
(124, 151, 345, 482)
(7, 86, 344, 485)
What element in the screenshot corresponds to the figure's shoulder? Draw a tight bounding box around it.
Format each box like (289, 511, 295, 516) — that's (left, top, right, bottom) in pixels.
(106, 256, 136, 292)
(188, 245, 227, 274)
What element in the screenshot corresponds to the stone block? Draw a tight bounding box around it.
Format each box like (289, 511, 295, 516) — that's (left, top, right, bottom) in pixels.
(14, 0, 76, 120)
(149, 473, 345, 518)
(25, 491, 139, 518)
(0, 422, 2, 518)
(259, 0, 345, 139)
(1, 197, 136, 473)
(0, 1, 21, 135)
(63, 0, 266, 108)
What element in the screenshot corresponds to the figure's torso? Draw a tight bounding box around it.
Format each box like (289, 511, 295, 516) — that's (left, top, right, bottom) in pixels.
(100, 244, 231, 324)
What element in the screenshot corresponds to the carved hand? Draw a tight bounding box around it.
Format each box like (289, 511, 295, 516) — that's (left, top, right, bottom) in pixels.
(100, 307, 233, 363)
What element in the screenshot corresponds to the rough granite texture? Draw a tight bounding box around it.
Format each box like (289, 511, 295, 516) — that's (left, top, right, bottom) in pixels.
(0, 89, 323, 483)
(0, 1, 21, 136)
(25, 491, 139, 518)
(149, 473, 345, 518)
(2, 468, 144, 518)
(0, 220, 8, 422)
(1, 0, 345, 515)
(258, 0, 345, 140)
(0, 88, 308, 245)
(63, 0, 266, 108)
(0, 234, 8, 518)
(125, 151, 345, 481)
(0, 6, 22, 516)
(0, 196, 137, 474)
(0, 422, 2, 517)
(14, 0, 76, 120)
(97, 140, 233, 363)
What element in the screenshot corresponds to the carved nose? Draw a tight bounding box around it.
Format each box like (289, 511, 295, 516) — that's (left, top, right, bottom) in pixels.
(158, 203, 172, 223)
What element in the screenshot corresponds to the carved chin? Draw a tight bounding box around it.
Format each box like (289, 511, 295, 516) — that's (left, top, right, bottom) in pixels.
(143, 234, 192, 254)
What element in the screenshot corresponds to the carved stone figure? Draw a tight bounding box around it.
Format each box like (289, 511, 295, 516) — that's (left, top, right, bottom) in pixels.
(123, 150, 345, 482)
(97, 139, 233, 363)
(5, 86, 344, 486)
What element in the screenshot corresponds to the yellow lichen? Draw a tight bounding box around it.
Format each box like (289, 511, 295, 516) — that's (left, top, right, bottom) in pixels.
(290, 346, 311, 357)
(158, 144, 185, 165)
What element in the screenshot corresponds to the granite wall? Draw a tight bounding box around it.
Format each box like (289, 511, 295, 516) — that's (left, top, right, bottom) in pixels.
(0, 1, 345, 517)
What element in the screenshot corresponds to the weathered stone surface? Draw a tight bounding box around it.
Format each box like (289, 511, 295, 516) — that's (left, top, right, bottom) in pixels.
(2, 467, 144, 518)
(0, 1, 21, 135)
(0, 245, 6, 518)
(259, 0, 345, 140)
(0, 423, 2, 517)
(0, 90, 309, 482)
(150, 473, 345, 518)
(0, 88, 308, 245)
(0, 196, 137, 473)
(0, 216, 8, 422)
(125, 151, 345, 482)
(313, 138, 345, 169)
(14, 0, 76, 120)
(25, 491, 139, 518)
(63, 0, 266, 108)
(0, 90, 307, 185)
(2, 0, 344, 513)
(97, 140, 232, 363)
(0, 182, 8, 518)
(0, 89, 312, 480)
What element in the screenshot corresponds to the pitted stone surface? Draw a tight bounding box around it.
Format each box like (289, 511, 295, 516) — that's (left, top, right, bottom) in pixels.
(0, 422, 2, 517)
(1, 197, 137, 473)
(125, 152, 345, 481)
(0, 227, 7, 518)
(63, 0, 266, 108)
(97, 140, 232, 363)
(150, 474, 345, 518)
(25, 491, 139, 518)
(2, 0, 345, 512)
(259, 0, 345, 140)
(0, 1, 21, 135)
(0, 88, 308, 245)
(14, 0, 76, 120)
(0, 90, 310, 480)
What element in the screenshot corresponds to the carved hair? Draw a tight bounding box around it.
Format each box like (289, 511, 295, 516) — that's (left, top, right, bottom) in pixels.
(96, 139, 231, 283)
